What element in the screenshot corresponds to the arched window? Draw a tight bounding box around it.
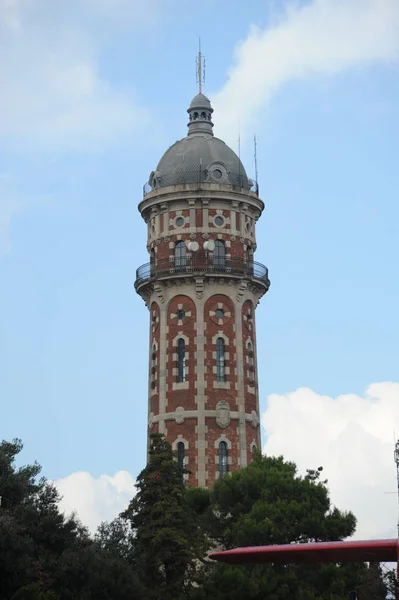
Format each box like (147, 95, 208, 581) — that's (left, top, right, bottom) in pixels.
(151, 343, 157, 390)
(245, 246, 253, 275)
(247, 341, 254, 382)
(177, 338, 186, 383)
(175, 241, 186, 271)
(216, 337, 225, 382)
(177, 442, 185, 474)
(213, 240, 226, 269)
(219, 441, 228, 478)
(246, 246, 252, 264)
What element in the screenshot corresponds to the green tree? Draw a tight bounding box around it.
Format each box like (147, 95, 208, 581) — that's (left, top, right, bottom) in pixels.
(189, 453, 389, 600)
(95, 515, 135, 562)
(122, 434, 208, 599)
(0, 438, 141, 600)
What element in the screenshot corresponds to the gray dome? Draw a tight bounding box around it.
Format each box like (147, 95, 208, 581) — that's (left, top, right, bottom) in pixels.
(152, 136, 249, 189)
(148, 92, 250, 191)
(189, 93, 212, 110)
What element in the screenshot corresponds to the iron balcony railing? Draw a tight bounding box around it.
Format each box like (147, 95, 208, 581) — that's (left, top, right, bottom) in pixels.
(135, 257, 269, 289)
(143, 169, 259, 197)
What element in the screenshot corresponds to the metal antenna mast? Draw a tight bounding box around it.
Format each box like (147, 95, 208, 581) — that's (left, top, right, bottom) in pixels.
(254, 134, 259, 187)
(394, 440, 399, 535)
(196, 38, 205, 93)
(238, 122, 241, 184)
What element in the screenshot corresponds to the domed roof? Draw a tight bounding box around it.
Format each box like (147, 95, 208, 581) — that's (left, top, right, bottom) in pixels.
(153, 136, 249, 189)
(189, 92, 212, 109)
(149, 92, 250, 191)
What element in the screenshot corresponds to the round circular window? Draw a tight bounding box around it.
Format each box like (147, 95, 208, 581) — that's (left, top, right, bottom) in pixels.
(214, 216, 224, 227)
(213, 168, 223, 180)
(175, 217, 185, 228)
(245, 219, 252, 233)
(215, 308, 224, 319)
(177, 309, 185, 320)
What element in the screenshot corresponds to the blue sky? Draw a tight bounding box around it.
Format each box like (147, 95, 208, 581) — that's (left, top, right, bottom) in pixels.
(1, 0, 399, 534)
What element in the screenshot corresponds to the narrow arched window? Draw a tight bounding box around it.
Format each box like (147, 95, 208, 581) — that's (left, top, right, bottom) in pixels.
(219, 441, 228, 478)
(151, 343, 157, 390)
(247, 341, 254, 382)
(177, 442, 185, 474)
(216, 337, 225, 382)
(175, 241, 186, 271)
(213, 240, 226, 269)
(150, 248, 156, 275)
(245, 246, 253, 275)
(177, 338, 186, 383)
(246, 246, 253, 264)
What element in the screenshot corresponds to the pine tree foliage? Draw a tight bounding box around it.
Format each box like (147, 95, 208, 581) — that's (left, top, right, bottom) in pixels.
(189, 452, 393, 600)
(122, 434, 208, 599)
(0, 438, 140, 600)
(1, 437, 396, 599)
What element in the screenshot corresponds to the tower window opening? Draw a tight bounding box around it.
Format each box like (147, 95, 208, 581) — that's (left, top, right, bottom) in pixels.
(216, 337, 225, 382)
(251, 444, 256, 461)
(150, 249, 156, 274)
(247, 341, 254, 382)
(201, 111, 206, 119)
(177, 441, 185, 475)
(219, 441, 228, 478)
(213, 240, 226, 268)
(245, 246, 253, 275)
(177, 309, 185, 320)
(177, 338, 186, 383)
(174, 241, 186, 271)
(151, 344, 157, 390)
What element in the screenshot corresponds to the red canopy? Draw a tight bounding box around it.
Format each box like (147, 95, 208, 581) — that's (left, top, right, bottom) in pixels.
(210, 539, 398, 565)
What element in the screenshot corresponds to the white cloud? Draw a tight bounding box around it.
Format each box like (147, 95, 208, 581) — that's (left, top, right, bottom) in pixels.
(0, 0, 155, 151)
(56, 470, 136, 534)
(211, 0, 399, 148)
(54, 382, 399, 542)
(262, 382, 399, 540)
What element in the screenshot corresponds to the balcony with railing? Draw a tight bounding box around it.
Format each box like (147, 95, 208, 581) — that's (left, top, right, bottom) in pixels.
(134, 257, 270, 291)
(142, 170, 259, 198)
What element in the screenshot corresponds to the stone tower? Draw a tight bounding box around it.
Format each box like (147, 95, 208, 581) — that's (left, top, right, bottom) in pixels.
(135, 85, 270, 488)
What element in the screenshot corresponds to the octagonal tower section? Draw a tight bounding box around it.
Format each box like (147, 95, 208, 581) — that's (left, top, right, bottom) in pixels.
(135, 92, 270, 488)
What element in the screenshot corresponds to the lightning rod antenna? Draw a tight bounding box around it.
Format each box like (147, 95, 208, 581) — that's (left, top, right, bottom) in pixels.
(238, 121, 241, 185)
(254, 134, 259, 187)
(196, 38, 205, 94)
(394, 440, 399, 536)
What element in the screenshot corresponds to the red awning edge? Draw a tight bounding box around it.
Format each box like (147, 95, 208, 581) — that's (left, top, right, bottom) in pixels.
(210, 539, 398, 565)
